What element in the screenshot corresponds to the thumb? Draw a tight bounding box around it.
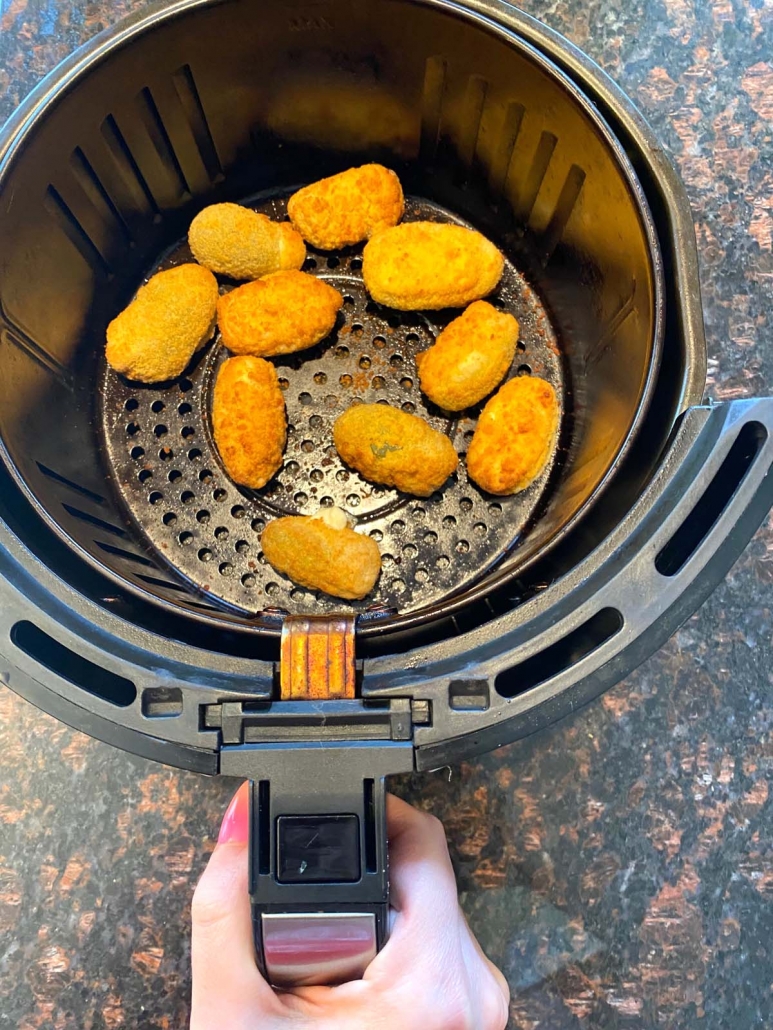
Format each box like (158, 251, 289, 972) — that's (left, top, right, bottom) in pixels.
(190, 782, 280, 1028)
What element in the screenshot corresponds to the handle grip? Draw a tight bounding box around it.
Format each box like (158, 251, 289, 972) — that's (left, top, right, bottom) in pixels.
(220, 740, 413, 987)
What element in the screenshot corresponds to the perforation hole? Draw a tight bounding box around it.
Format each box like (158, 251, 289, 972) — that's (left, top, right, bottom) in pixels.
(436, 554, 450, 568)
(392, 520, 405, 533)
(149, 491, 163, 505)
(373, 335, 386, 349)
(125, 398, 139, 412)
(424, 530, 438, 544)
(303, 257, 317, 271)
(327, 256, 340, 269)
(443, 515, 456, 528)
(400, 377, 413, 390)
(456, 539, 470, 553)
(401, 401, 415, 413)
(310, 469, 324, 482)
(151, 400, 165, 414)
(235, 540, 249, 554)
(390, 354, 404, 368)
(168, 469, 182, 483)
(163, 512, 177, 526)
(179, 378, 193, 392)
(314, 372, 328, 385)
(299, 392, 313, 405)
(301, 440, 314, 453)
(213, 488, 227, 502)
(359, 355, 371, 370)
(242, 573, 256, 587)
(231, 505, 246, 519)
(350, 257, 362, 271)
(372, 376, 386, 390)
(197, 510, 210, 524)
(346, 494, 361, 507)
(154, 424, 168, 438)
(516, 340, 526, 353)
(131, 446, 145, 460)
(181, 426, 195, 439)
(179, 402, 192, 416)
(294, 491, 308, 507)
(406, 333, 420, 344)
(219, 562, 233, 576)
(459, 497, 473, 512)
(335, 345, 349, 358)
(403, 543, 417, 558)
(517, 364, 532, 376)
(138, 469, 152, 484)
(179, 531, 193, 545)
(181, 491, 195, 504)
(127, 422, 140, 437)
(369, 529, 383, 542)
(198, 548, 213, 562)
(320, 496, 334, 507)
(473, 522, 487, 536)
(343, 295, 355, 307)
(251, 518, 265, 533)
(266, 582, 279, 596)
(215, 526, 229, 541)
(188, 448, 202, 461)
(278, 377, 290, 391)
(159, 447, 173, 461)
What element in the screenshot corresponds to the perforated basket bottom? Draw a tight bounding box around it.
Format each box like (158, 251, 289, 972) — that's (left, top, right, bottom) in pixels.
(100, 194, 566, 617)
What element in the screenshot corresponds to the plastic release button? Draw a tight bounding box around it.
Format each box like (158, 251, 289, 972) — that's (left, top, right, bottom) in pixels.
(276, 814, 360, 883)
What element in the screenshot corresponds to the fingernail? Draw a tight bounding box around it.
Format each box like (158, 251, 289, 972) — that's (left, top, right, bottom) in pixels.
(218, 781, 250, 844)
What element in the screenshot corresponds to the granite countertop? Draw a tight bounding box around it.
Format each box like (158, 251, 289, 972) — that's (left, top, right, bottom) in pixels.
(1, 1, 772, 1027)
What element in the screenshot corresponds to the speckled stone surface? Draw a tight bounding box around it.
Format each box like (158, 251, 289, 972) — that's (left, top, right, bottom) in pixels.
(1, 1, 772, 1027)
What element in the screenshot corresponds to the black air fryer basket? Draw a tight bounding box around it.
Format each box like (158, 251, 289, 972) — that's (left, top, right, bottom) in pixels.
(1, 0, 772, 988)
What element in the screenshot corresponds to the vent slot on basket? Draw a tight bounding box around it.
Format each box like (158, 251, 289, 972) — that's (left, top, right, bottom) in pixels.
(449, 679, 490, 711)
(11, 621, 136, 707)
(142, 686, 183, 718)
(495, 607, 623, 698)
(656, 420, 768, 577)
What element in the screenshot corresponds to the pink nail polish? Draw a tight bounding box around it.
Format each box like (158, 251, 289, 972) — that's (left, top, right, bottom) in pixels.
(218, 781, 250, 844)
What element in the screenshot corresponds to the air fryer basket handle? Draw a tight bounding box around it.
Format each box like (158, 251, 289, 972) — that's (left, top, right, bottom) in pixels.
(220, 741, 413, 987)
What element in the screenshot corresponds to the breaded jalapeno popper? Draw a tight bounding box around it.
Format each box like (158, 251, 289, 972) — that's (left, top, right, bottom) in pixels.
(333, 404, 458, 498)
(467, 376, 560, 495)
(189, 203, 305, 280)
(212, 356, 287, 489)
(362, 222, 504, 310)
(416, 301, 519, 411)
(261, 507, 382, 600)
(106, 264, 218, 383)
(287, 164, 404, 250)
(217, 271, 343, 358)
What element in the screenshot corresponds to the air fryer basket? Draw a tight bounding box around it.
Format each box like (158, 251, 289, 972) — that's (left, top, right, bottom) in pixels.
(0, 0, 663, 640)
(1, 0, 773, 988)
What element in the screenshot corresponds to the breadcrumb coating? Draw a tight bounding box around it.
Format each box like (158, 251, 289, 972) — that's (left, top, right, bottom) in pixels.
(467, 376, 559, 495)
(189, 203, 305, 280)
(106, 264, 218, 383)
(333, 404, 458, 498)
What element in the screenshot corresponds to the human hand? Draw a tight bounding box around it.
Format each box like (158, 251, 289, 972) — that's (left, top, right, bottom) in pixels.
(191, 784, 509, 1030)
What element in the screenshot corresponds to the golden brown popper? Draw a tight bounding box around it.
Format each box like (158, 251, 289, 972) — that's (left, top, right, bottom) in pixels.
(212, 355, 286, 489)
(106, 264, 218, 383)
(287, 164, 404, 250)
(467, 375, 560, 495)
(333, 404, 458, 498)
(261, 508, 382, 600)
(217, 270, 343, 358)
(362, 222, 504, 310)
(188, 203, 305, 280)
(416, 301, 519, 411)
